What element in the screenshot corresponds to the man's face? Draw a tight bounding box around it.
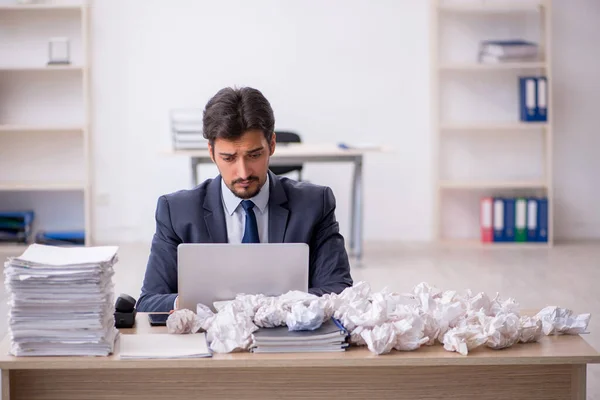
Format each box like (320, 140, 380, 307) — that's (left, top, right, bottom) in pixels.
(209, 130, 276, 199)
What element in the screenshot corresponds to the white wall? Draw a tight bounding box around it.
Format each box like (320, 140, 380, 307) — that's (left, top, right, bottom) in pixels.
(91, 0, 432, 244)
(552, 0, 600, 239)
(90, 0, 600, 245)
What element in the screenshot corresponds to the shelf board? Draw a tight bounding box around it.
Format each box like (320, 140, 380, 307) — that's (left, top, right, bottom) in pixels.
(0, 243, 28, 257)
(439, 180, 548, 189)
(0, 65, 84, 72)
(0, 182, 85, 191)
(438, 4, 543, 14)
(440, 62, 546, 71)
(441, 122, 548, 131)
(0, 125, 84, 133)
(439, 239, 550, 249)
(0, 4, 83, 10)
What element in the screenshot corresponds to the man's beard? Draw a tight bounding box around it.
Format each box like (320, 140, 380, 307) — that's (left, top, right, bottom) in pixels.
(229, 176, 261, 199)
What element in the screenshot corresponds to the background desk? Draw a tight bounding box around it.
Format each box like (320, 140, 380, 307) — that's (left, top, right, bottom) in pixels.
(1, 312, 599, 399)
(173, 144, 383, 260)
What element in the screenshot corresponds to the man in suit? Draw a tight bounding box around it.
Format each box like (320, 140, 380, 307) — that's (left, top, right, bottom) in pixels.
(137, 87, 353, 312)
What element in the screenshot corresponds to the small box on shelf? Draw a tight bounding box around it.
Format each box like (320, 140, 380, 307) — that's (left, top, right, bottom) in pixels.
(47, 37, 71, 66)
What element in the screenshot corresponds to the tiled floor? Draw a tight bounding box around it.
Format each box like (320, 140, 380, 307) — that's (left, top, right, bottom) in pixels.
(2, 241, 600, 398)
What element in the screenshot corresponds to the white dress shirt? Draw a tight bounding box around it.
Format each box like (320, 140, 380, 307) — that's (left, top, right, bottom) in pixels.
(220, 177, 270, 243)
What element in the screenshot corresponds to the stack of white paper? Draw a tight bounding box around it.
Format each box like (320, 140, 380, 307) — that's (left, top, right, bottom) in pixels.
(169, 108, 208, 150)
(3, 244, 120, 357)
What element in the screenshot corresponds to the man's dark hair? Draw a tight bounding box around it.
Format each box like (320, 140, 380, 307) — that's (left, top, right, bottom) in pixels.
(202, 87, 275, 148)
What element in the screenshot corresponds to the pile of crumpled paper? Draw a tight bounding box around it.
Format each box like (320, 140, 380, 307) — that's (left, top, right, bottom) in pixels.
(166, 281, 591, 355)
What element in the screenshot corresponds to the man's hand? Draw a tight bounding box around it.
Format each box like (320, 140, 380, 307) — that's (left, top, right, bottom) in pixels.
(169, 296, 179, 315)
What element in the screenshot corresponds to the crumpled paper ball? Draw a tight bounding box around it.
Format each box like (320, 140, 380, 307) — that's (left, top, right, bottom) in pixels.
(536, 306, 591, 335)
(361, 322, 397, 355)
(206, 301, 258, 353)
(254, 300, 287, 328)
(519, 315, 543, 343)
(393, 312, 429, 351)
(482, 312, 521, 350)
(252, 290, 319, 328)
(196, 303, 216, 331)
(166, 309, 202, 334)
(286, 301, 324, 331)
(442, 323, 488, 356)
(166, 281, 592, 357)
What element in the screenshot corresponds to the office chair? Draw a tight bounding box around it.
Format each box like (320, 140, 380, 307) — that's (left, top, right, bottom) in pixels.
(270, 130, 303, 181)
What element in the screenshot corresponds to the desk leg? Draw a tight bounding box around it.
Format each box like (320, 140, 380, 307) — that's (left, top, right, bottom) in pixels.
(571, 364, 586, 400)
(1, 369, 10, 400)
(350, 156, 363, 260)
(190, 158, 199, 188)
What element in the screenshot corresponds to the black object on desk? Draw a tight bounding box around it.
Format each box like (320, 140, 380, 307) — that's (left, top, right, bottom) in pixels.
(114, 293, 137, 328)
(148, 313, 169, 326)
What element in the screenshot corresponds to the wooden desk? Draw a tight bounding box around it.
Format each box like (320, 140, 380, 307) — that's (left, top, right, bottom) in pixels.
(1, 312, 599, 400)
(172, 144, 385, 260)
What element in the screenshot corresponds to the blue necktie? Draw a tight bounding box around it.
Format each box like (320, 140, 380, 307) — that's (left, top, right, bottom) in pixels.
(241, 200, 260, 243)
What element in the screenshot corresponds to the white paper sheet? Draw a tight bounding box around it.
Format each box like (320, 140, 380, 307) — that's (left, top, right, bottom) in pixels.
(119, 333, 211, 359)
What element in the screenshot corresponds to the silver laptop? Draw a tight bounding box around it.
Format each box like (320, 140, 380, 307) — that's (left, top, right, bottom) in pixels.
(177, 243, 309, 311)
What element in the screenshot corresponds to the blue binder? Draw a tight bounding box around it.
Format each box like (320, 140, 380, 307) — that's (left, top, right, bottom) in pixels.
(536, 77, 548, 122)
(519, 77, 538, 122)
(526, 198, 538, 242)
(503, 198, 516, 242)
(537, 198, 549, 242)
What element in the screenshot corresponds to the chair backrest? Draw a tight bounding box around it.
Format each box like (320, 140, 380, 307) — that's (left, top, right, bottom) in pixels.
(274, 131, 301, 144)
(270, 130, 303, 176)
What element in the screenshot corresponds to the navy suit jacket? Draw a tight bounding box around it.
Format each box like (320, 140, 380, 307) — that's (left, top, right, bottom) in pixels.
(137, 171, 354, 312)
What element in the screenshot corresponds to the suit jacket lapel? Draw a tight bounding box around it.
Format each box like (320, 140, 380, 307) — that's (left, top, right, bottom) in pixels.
(268, 171, 289, 243)
(203, 176, 228, 243)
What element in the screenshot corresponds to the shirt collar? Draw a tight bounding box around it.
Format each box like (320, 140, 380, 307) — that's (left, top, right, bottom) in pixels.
(221, 175, 270, 216)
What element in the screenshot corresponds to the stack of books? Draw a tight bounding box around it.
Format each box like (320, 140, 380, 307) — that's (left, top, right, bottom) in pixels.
(478, 39, 539, 64)
(170, 108, 207, 149)
(0, 211, 34, 245)
(5, 244, 119, 356)
(480, 197, 548, 243)
(250, 318, 349, 353)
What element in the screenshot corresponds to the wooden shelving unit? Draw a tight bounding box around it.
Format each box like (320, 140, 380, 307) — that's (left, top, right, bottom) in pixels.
(0, 182, 86, 191)
(432, 0, 553, 247)
(0, 65, 85, 71)
(438, 2, 542, 14)
(439, 239, 549, 249)
(439, 180, 548, 190)
(440, 61, 547, 71)
(0, 125, 84, 133)
(0, 4, 83, 10)
(441, 122, 548, 132)
(0, 1, 91, 256)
